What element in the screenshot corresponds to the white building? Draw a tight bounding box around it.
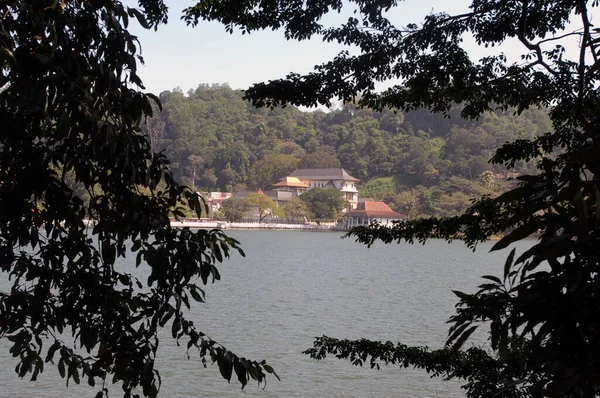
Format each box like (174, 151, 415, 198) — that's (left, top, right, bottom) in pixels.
(287, 168, 360, 209)
(204, 192, 233, 214)
(347, 201, 406, 228)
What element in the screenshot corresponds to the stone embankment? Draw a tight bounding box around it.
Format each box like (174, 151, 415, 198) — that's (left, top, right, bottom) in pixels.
(169, 220, 345, 231)
(83, 219, 345, 231)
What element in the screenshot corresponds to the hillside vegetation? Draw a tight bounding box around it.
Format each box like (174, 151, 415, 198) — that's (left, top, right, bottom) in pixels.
(145, 84, 550, 218)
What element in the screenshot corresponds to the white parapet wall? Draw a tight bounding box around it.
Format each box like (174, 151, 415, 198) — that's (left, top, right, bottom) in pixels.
(85, 219, 344, 231)
(169, 220, 344, 231)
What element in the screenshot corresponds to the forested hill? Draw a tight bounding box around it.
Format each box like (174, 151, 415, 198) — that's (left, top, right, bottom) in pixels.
(144, 84, 551, 218)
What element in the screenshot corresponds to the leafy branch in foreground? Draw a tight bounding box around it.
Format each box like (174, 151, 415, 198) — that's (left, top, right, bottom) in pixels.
(0, 1, 276, 396)
(304, 336, 535, 398)
(185, 0, 600, 396)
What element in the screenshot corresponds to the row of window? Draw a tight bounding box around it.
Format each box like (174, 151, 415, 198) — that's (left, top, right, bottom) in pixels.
(350, 217, 395, 226)
(350, 217, 373, 226)
(306, 181, 356, 189)
(309, 181, 332, 188)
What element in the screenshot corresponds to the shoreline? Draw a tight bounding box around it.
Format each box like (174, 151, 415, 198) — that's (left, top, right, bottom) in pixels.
(83, 220, 521, 240)
(169, 220, 346, 232)
(83, 219, 345, 231)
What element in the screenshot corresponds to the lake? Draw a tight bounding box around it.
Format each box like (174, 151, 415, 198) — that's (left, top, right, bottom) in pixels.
(0, 230, 531, 397)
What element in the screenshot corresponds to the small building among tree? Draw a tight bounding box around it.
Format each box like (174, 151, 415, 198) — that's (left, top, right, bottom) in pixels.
(204, 192, 233, 215)
(347, 201, 406, 228)
(287, 168, 360, 209)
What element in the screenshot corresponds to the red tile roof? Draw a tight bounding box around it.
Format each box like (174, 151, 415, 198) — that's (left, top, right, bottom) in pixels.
(348, 201, 405, 219)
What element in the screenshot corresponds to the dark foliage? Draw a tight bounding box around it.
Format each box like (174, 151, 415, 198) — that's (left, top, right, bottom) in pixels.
(0, 1, 276, 397)
(185, 0, 600, 396)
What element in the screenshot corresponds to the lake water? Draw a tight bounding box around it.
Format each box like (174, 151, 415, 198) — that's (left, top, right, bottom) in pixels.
(0, 230, 531, 397)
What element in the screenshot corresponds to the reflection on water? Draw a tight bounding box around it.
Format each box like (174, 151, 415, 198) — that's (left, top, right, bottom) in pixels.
(0, 231, 531, 397)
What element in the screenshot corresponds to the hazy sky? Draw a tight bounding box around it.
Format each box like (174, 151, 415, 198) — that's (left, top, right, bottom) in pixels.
(125, 0, 583, 95)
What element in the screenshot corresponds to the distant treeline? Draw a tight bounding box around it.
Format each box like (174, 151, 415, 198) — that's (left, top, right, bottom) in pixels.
(143, 84, 550, 218)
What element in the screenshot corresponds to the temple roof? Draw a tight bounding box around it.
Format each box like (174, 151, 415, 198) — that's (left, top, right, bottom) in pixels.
(348, 201, 405, 219)
(273, 176, 310, 188)
(288, 168, 359, 182)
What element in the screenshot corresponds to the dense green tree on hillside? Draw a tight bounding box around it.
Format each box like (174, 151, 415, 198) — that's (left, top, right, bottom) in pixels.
(147, 84, 549, 195)
(246, 152, 299, 190)
(186, 0, 600, 396)
(0, 1, 276, 396)
(220, 166, 246, 192)
(357, 175, 501, 219)
(444, 127, 495, 179)
(144, 106, 166, 154)
(272, 141, 306, 157)
(391, 190, 418, 220)
(358, 177, 398, 202)
(298, 149, 341, 169)
(185, 154, 205, 190)
(394, 135, 436, 186)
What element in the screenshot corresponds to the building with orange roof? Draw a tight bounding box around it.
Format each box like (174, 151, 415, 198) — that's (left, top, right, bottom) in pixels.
(272, 176, 310, 196)
(286, 168, 360, 209)
(347, 201, 406, 228)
